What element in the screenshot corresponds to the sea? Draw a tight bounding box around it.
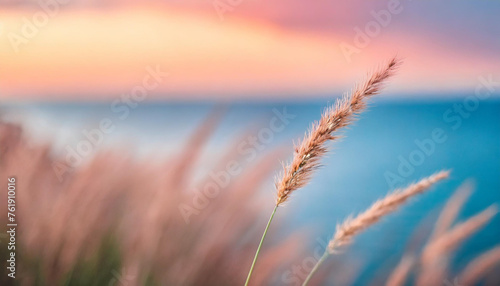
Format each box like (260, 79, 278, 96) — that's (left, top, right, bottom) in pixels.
(1, 97, 499, 285)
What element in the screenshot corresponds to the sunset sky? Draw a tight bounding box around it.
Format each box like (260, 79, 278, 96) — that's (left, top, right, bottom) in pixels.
(0, 0, 499, 101)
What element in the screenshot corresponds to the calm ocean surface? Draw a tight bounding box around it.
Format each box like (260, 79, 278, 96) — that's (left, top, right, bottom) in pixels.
(2, 98, 499, 284)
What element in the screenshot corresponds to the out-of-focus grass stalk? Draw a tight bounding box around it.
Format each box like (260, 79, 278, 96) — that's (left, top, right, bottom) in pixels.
(301, 250, 329, 286)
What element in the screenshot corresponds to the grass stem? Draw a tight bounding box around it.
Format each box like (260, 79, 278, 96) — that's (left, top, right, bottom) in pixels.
(244, 204, 278, 286)
(302, 250, 329, 286)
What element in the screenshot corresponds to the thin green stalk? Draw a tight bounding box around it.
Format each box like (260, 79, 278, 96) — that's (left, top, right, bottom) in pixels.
(302, 250, 329, 286)
(244, 204, 279, 286)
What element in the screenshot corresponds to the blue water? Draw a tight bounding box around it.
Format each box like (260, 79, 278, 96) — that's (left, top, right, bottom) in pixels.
(2, 98, 499, 284)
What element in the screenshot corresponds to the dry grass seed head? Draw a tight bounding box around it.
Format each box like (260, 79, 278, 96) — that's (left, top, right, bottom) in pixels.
(276, 57, 401, 205)
(328, 170, 449, 252)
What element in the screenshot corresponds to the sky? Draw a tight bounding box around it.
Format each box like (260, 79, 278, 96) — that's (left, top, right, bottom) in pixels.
(0, 0, 499, 101)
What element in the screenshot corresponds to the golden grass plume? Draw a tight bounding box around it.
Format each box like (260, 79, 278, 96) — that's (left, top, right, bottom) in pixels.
(328, 170, 449, 252)
(275, 57, 401, 205)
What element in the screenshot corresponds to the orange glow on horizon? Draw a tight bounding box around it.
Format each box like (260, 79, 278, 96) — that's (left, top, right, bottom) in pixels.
(0, 5, 498, 100)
